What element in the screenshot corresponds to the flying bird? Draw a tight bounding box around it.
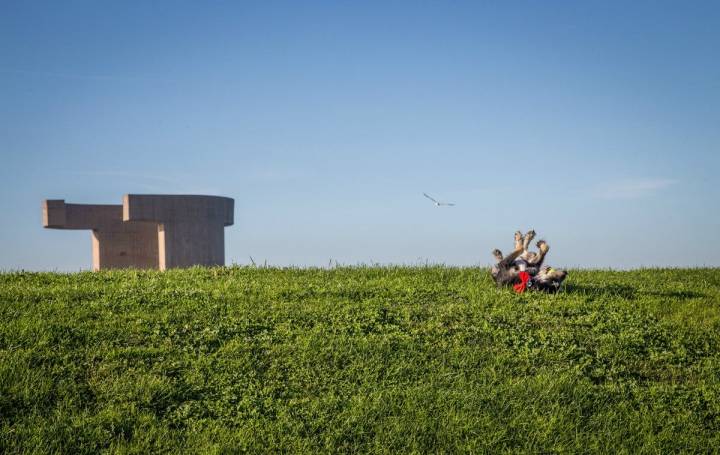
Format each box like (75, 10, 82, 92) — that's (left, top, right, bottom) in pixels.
(423, 193, 455, 207)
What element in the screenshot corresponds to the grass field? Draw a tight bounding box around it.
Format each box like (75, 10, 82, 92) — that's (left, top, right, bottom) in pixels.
(1, 267, 719, 453)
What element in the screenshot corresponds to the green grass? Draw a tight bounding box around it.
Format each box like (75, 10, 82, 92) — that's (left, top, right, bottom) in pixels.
(1, 267, 719, 453)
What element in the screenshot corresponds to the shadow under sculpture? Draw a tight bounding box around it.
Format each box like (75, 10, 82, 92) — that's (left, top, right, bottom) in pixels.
(42, 199, 159, 271)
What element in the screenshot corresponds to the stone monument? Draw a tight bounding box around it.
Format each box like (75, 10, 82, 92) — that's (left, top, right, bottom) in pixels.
(42, 199, 159, 271)
(123, 194, 234, 269)
(42, 194, 234, 270)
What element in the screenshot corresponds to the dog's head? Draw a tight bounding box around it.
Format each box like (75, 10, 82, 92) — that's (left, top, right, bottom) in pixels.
(528, 267, 568, 293)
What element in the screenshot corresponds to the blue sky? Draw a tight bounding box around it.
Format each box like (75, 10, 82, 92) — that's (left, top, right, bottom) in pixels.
(1, 1, 718, 270)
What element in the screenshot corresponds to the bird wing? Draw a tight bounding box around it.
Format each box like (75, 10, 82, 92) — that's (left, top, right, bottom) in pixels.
(423, 193, 439, 204)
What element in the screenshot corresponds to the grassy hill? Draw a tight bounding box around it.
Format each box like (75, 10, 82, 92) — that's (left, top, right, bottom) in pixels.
(1, 267, 719, 453)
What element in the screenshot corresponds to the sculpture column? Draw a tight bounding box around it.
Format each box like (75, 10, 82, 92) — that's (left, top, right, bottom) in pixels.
(122, 194, 234, 270)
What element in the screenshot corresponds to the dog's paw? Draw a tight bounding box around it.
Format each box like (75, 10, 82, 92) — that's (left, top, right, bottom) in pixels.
(514, 231, 523, 242)
(537, 240, 549, 253)
(492, 249, 503, 260)
(525, 230, 536, 242)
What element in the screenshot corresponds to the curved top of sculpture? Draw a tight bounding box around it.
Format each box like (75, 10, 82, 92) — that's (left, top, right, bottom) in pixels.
(122, 194, 234, 226)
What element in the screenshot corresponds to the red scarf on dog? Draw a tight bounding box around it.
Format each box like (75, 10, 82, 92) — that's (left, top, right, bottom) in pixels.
(513, 271, 531, 293)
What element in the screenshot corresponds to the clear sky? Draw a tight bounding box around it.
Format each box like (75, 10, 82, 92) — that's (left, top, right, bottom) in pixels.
(1, 1, 719, 271)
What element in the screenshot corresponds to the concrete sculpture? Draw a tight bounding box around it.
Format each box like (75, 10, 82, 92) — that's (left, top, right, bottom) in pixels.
(123, 194, 234, 269)
(42, 199, 159, 271)
(42, 195, 234, 270)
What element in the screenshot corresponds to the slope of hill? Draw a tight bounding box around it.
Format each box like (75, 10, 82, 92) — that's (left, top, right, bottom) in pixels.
(1, 267, 719, 453)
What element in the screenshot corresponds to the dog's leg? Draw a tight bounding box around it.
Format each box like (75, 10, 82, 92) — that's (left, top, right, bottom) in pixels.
(522, 229, 535, 251)
(499, 231, 525, 266)
(527, 240, 549, 267)
(521, 229, 536, 261)
(499, 249, 523, 268)
(514, 230, 523, 251)
(493, 231, 525, 269)
(492, 249, 504, 263)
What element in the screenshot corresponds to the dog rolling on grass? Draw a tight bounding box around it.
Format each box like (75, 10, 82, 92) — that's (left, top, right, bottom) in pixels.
(491, 229, 568, 293)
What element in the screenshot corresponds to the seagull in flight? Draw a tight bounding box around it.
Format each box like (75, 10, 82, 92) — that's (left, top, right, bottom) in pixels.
(423, 193, 456, 207)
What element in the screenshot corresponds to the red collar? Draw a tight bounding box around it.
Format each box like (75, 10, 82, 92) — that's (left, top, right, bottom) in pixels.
(513, 271, 531, 293)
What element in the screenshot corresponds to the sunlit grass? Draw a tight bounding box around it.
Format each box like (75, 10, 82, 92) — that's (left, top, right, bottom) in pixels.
(1, 267, 719, 453)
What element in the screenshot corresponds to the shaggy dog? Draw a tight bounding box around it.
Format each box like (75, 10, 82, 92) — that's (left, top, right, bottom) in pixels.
(491, 230, 568, 293)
